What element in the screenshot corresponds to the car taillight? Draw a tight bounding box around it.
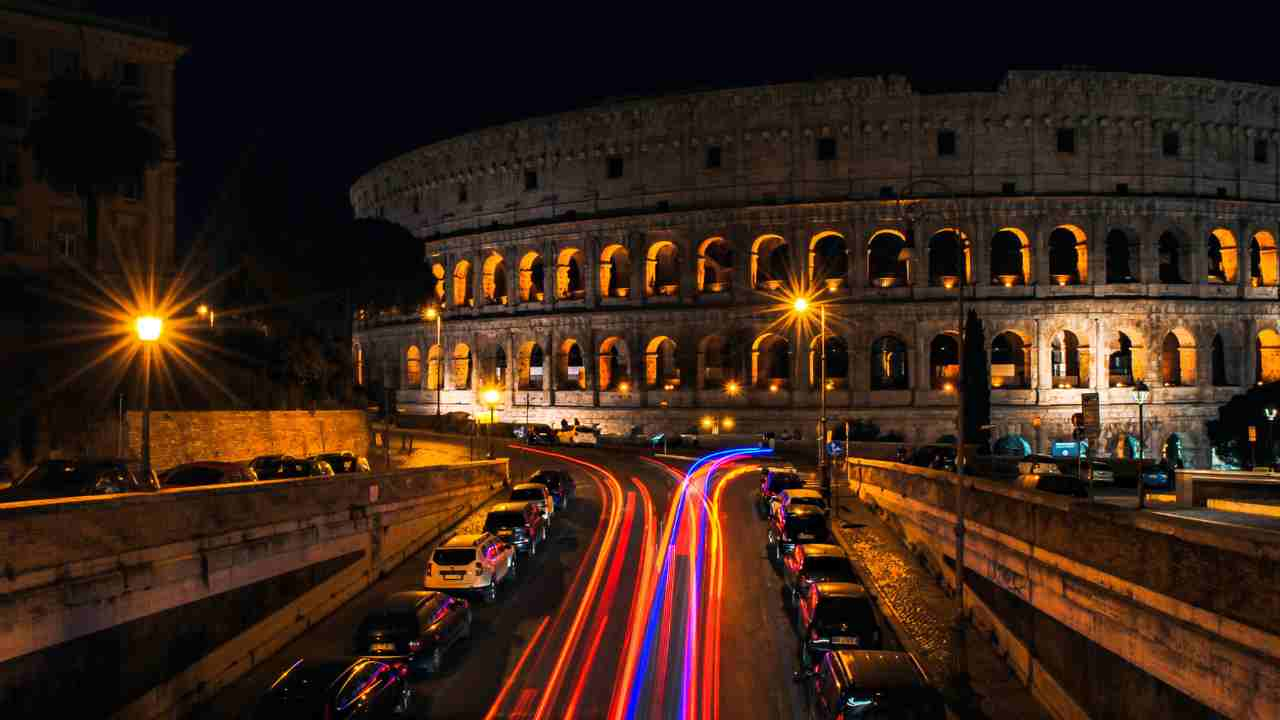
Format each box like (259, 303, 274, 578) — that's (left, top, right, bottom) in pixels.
(424, 564, 432, 576)
(394, 662, 409, 677)
(408, 640, 422, 653)
(474, 562, 484, 575)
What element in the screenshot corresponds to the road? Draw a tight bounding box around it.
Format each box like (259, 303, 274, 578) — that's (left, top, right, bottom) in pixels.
(193, 443, 813, 719)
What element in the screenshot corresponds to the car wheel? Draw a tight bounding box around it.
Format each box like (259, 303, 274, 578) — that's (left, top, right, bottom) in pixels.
(483, 583, 497, 604)
(425, 646, 444, 673)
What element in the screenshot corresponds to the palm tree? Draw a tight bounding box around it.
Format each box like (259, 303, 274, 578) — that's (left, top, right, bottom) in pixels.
(23, 71, 163, 268)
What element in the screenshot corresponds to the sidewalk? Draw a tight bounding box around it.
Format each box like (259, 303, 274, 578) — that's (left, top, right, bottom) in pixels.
(828, 492, 1050, 720)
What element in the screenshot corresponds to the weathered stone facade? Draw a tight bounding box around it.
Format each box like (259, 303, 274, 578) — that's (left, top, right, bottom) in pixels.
(351, 71, 1280, 467)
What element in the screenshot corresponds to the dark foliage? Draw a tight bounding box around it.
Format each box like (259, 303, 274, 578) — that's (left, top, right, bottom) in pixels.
(962, 309, 991, 447)
(1206, 382, 1280, 468)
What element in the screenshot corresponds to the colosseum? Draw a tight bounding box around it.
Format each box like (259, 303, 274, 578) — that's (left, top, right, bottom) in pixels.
(349, 69, 1280, 468)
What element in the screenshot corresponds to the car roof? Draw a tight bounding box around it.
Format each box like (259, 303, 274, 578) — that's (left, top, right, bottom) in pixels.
(511, 483, 548, 492)
(814, 581, 868, 599)
(798, 544, 846, 558)
(490, 501, 532, 513)
(831, 650, 927, 690)
(380, 591, 440, 611)
(442, 533, 485, 547)
(783, 489, 824, 499)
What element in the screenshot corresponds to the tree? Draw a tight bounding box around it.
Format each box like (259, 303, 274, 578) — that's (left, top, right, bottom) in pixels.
(23, 72, 163, 268)
(1206, 382, 1280, 468)
(961, 309, 991, 449)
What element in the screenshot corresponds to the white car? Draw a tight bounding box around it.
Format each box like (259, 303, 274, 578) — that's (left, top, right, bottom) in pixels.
(556, 426, 599, 446)
(423, 533, 516, 604)
(509, 483, 556, 526)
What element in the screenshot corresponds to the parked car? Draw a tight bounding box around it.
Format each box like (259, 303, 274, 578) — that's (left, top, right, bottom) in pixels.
(795, 650, 944, 720)
(771, 487, 828, 520)
(648, 432, 687, 451)
(159, 461, 257, 488)
(312, 452, 371, 474)
(423, 532, 517, 604)
(557, 425, 598, 446)
(250, 454, 295, 480)
(782, 543, 859, 609)
(514, 423, 556, 445)
(767, 503, 831, 562)
(483, 501, 547, 556)
(526, 468, 576, 510)
(509, 482, 556, 526)
(354, 591, 471, 674)
(250, 656, 412, 719)
(757, 465, 806, 517)
(276, 457, 336, 479)
(3, 458, 155, 501)
(1015, 471, 1090, 498)
(906, 445, 957, 472)
(795, 582, 883, 664)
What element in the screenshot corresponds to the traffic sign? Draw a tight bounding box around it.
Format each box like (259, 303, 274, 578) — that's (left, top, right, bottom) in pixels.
(1081, 393, 1101, 439)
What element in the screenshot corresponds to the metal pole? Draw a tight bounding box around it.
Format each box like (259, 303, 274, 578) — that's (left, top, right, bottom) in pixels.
(117, 392, 124, 457)
(1137, 402, 1145, 509)
(141, 346, 152, 482)
(488, 405, 495, 459)
(435, 315, 442, 417)
(819, 303, 828, 500)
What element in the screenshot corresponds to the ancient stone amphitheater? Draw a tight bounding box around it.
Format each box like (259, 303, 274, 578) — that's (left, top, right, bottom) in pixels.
(350, 70, 1280, 467)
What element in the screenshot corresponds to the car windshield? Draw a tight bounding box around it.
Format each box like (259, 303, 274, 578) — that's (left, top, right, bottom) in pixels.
(529, 473, 561, 490)
(17, 462, 101, 488)
(814, 597, 877, 634)
(432, 548, 476, 566)
(254, 661, 350, 717)
(358, 610, 418, 638)
(511, 488, 544, 502)
(803, 556, 855, 580)
(484, 512, 525, 532)
(319, 455, 354, 472)
(768, 473, 803, 493)
(843, 691, 945, 718)
(790, 497, 826, 509)
(784, 515, 829, 540)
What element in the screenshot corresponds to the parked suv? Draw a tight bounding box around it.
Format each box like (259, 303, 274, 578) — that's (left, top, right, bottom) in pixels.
(251, 657, 412, 719)
(509, 483, 556, 526)
(796, 650, 944, 719)
(782, 543, 859, 608)
(757, 465, 806, 517)
(159, 461, 257, 487)
(4, 458, 156, 501)
(249, 454, 294, 479)
(483, 501, 547, 556)
(767, 504, 831, 562)
(423, 533, 516, 604)
(772, 487, 828, 520)
(354, 591, 471, 674)
(796, 582, 882, 664)
(312, 452, 371, 474)
(526, 469, 575, 510)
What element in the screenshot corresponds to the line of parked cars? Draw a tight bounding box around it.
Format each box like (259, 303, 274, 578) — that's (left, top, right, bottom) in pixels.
(249, 467, 576, 718)
(756, 465, 946, 719)
(513, 422, 599, 446)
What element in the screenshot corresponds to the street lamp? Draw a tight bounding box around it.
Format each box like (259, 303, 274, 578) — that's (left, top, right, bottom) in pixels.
(724, 380, 740, 397)
(791, 294, 829, 491)
(1266, 406, 1278, 469)
(134, 315, 163, 484)
(482, 387, 500, 459)
(1133, 380, 1150, 509)
(423, 306, 443, 416)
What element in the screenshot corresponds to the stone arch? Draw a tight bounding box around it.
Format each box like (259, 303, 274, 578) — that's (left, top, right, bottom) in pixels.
(516, 341, 545, 390)
(1250, 230, 1278, 287)
(1157, 228, 1191, 284)
(751, 234, 789, 289)
(989, 228, 1030, 286)
(991, 331, 1031, 389)
(645, 240, 680, 297)
(1207, 228, 1239, 284)
(1049, 225, 1088, 285)
(427, 344, 444, 390)
(1257, 328, 1280, 384)
(929, 229, 970, 287)
(929, 333, 960, 390)
(867, 230, 909, 287)
(555, 247, 586, 300)
(430, 262, 446, 303)
(1104, 227, 1139, 283)
(1160, 328, 1197, 386)
(994, 434, 1032, 457)
(1050, 329, 1090, 388)
(405, 345, 421, 386)
(519, 251, 546, 302)
(697, 236, 734, 293)
(1211, 333, 1232, 386)
(482, 253, 508, 305)
(599, 244, 631, 298)
(808, 334, 849, 389)
(558, 337, 586, 389)
(1107, 330, 1145, 387)
(809, 231, 849, 290)
(493, 345, 508, 388)
(452, 342, 472, 389)
(700, 334, 733, 389)
(645, 335, 680, 388)
(452, 260, 474, 307)
(752, 333, 791, 389)
(870, 335, 910, 390)
(598, 336, 631, 390)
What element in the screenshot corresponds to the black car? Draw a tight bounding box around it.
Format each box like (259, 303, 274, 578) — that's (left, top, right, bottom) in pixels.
(250, 454, 296, 480)
(781, 543, 860, 608)
(796, 650, 943, 720)
(767, 504, 831, 562)
(3, 458, 156, 501)
(273, 457, 336, 480)
(354, 591, 471, 674)
(515, 424, 556, 445)
(313, 452, 371, 474)
(907, 445, 957, 472)
(483, 501, 548, 556)
(251, 656, 412, 719)
(526, 468, 575, 510)
(757, 465, 806, 517)
(795, 582, 882, 664)
(159, 461, 257, 487)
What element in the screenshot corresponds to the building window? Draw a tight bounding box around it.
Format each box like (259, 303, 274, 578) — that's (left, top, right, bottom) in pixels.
(879, 185, 895, 199)
(937, 130, 956, 157)
(524, 170, 538, 191)
(816, 137, 836, 162)
(1057, 128, 1076, 154)
(116, 61, 142, 88)
(706, 145, 721, 169)
(50, 48, 79, 78)
(1162, 131, 1180, 158)
(0, 90, 19, 127)
(1, 36, 16, 66)
(1002, 182, 1016, 195)
(1255, 139, 1269, 164)
(458, 184, 467, 203)
(606, 156, 624, 179)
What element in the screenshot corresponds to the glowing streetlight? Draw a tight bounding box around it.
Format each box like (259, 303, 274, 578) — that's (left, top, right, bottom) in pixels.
(422, 306, 442, 415)
(1133, 380, 1150, 509)
(701, 416, 714, 430)
(724, 380, 740, 396)
(722, 417, 735, 431)
(135, 315, 163, 342)
(482, 387, 500, 458)
(134, 315, 163, 486)
(196, 304, 208, 317)
(792, 297, 810, 314)
(618, 381, 631, 393)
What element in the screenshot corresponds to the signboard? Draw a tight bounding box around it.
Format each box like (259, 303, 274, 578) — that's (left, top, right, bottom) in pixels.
(1249, 425, 1258, 442)
(1081, 393, 1101, 439)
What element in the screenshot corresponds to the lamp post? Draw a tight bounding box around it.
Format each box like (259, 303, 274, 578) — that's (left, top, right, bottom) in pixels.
(482, 387, 500, 459)
(1265, 406, 1278, 469)
(792, 295, 831, 501)
(1133, 380, 1150, 509)
(423, 306, 443, 416)
(1032, 415, 1042, 455)
(134, 315, 163, 484)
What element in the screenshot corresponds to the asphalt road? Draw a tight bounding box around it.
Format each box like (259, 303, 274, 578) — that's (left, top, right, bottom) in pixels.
(190, 444, 816, 719)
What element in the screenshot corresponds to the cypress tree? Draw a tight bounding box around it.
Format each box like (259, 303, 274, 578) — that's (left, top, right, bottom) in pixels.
(962, 309, 991, 449)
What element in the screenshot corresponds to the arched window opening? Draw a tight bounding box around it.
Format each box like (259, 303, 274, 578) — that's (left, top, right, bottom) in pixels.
(1211, 334, 1231, 386)
(991, 332, 1029, 389)
(870, 336, 909, 390)
(1105, 229, 1138, 283)
(1051, 330, 1089, 388)
(406, 346, 422, 386)
(1207, 229, 1239, 284)
(1157, 231, 1188, 284)
(929, 334, 960, 390)
(1163, 434, 1186, 469)
(558, 339, 586, 389)
(1108, 332, 1144, 387)
(698, 237, 734, 293)
(427, 345, 444, 390)
(645, 336, 680, 388)
(701, 335, 733, 389)
(517, 342, 545, 390)
(452, 343, 472, 389)
(493, 346, 508, 388)
(1161, 330, 1196, 386)
(354, 344, 364, 386)
(809, 335, 849, 389)
(989, 229, 1028, 286)
(751, 235, 789, 289)
(867, 231, 909, 287)
(752, 334, 791, 389)
(645, 241, 680, 297)
(519, 252, 546, 302)
(452, 261, 474, 307)
(556, 248, 585, 300)
(1257, 329, 1280, 384)
(430, 263, 446, 303)
(599, 244, 631, 298)
(598, 337, 631, 390)
(1251, 231, 1278, 287)
(482, 254, 508, 305)
(1049, 226, 1087, 285)
(809, 232, 849, 290)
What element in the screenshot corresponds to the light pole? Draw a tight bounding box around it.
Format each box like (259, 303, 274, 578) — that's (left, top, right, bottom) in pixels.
(1265, 406, 1277, 469)
(134, 315, 163, 484)
(423, 306, 443, 416)
(1032, 415, 1042, 455)
(792, 295, 831, 501)
(483, 387, 500, 459)
(1133, 380, 1150, 509)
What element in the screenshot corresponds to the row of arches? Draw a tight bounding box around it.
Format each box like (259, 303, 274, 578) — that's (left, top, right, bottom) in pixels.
(424, 226, 1280, 308)
(388, 327, 1279, 392)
